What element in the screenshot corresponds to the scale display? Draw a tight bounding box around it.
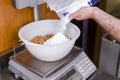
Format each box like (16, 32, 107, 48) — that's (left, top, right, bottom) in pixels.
(57, 67, 82, 80)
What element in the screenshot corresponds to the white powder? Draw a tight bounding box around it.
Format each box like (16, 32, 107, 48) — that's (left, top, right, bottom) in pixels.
(44, 32, 70, 45)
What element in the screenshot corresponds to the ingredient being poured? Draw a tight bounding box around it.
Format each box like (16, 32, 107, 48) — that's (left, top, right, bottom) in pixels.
(30, 32, 70, 45)
(44, 32, 70, 45)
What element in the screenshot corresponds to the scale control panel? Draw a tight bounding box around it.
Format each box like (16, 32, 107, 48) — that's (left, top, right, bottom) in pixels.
(74, 52, 96, 80)
(56, 52, 97, 80)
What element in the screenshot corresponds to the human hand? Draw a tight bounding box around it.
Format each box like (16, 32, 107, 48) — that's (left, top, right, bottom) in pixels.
(69, 7, 98, 20)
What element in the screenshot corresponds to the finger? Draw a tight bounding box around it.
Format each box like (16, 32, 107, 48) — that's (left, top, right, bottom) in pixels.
(69, 12, 80, 20)
(69, 7, 85, 20)
(73, 15, 84, 20)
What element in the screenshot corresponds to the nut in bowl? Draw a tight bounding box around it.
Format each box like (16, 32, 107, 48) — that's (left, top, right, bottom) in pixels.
(18, 20, 80, 61)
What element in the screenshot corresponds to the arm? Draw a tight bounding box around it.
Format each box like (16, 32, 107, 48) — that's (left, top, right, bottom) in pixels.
(69, 7, 120, 42)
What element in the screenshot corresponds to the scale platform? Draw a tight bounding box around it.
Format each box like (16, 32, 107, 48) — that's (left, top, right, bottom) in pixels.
(8, 46, 96, 80)
(9, 47, 83, 80)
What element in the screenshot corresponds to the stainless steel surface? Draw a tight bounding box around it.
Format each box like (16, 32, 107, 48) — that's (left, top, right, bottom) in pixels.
(13, 0, 44, 9)
(0, 69, 15, 80)
(92, 70, 120, 80)
(12, 0, 44, 21)
(99, 33, 120, 76)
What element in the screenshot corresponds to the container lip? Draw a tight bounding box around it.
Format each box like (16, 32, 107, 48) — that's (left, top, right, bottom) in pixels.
(18, 19, 80, 47)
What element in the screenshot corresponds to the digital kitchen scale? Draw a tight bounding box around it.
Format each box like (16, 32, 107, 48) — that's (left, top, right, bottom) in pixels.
(8, 46, 96, 80)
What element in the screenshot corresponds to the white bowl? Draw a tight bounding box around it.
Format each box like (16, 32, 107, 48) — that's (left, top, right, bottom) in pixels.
(18, 20, 80, 61)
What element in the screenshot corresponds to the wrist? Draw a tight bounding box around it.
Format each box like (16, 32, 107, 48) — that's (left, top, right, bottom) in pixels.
(90, 7, 100, 19)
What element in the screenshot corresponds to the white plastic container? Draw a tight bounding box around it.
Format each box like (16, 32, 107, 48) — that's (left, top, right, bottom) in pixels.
(18, 20, 80, 61)
(45, 0, 99, 23)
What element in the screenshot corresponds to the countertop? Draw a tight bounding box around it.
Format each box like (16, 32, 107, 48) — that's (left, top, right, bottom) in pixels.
(91, 70, 120, 80)
(0, 68, 120, 80)
(0, 68, 23, 80)
(0, 69, 14, 80)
